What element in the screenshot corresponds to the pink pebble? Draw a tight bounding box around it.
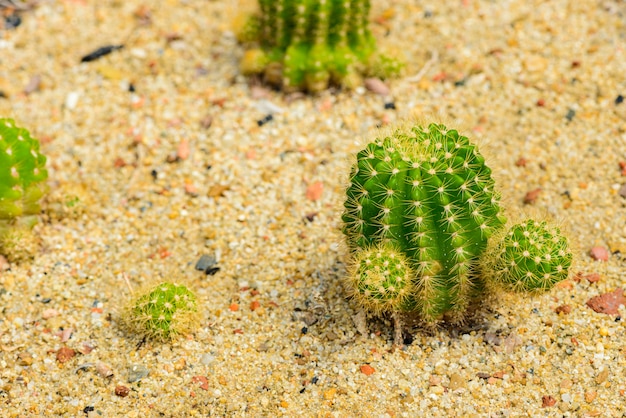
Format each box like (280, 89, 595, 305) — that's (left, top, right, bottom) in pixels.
(42, 309, 60, 319)
(589, 246, 609, 261)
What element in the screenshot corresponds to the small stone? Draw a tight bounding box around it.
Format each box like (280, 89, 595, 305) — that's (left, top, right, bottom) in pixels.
(18, 352, 33, 366)
(360, 364, 375, 376)
(595, 369, 609, 384)
(619, 184, 626, 199)
(586, 289, 625, 315)
(429, 375, 442, 386)
(115, 385, 130, 397)
(127, 364, 149, 383)
(477, 372, 490, 380)
(364, 78, 390, 96)
(542, 395, 557, 407)
(42, 308, 60, 319)
(589, 246, 609, 261)
(192, 375, 209, 391)
(56, 347, 76, 363)
(177, 139, 190, 160)
(96, 362, 114, 378)
(555, 304, 572, 315)
(523, 188, 542, 204)
(584, 273, 602, 283)
(305, 181, 324, 201)
(585, 390, 597, 403)
(195, 254, 217, 272)
(448, 373, 465, 390)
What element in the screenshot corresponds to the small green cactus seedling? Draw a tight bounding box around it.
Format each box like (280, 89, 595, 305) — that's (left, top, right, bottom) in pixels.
(0, 118, 48, 260)
(480, 219, 573, 292)
(123, 282, 199, 341)
(342, 123, 572, 342)
(237, 0, 403, 92)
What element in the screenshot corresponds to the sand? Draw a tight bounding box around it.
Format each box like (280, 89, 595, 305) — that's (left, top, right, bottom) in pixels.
(1, 0, 625, 416)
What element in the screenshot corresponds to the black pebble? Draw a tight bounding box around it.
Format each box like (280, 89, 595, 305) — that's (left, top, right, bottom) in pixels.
(311, 376, 319, 384)
(205, 267, 220, 276)
(81, 45, 124, 63)
(384, 102, 396, 110)
(41, 298, 52, 304)
(565, 108, 576, 122)
(128, 83, 136, 93)
(150, 169, 158, 180)
(301, 327, 308, 335)
(257, 114, 273, 127)
(4, 14, 21, 30)
(616, 95, 624, 105)
(83, 406, 95, 414)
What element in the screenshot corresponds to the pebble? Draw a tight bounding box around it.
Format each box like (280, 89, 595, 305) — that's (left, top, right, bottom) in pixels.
(523, 188, 542, 204)
(96, 362, 114, 378)
(589, 246, 609, 261)
(542, 395, 557, 407)
(42, 309, 60, 319)
(18, 352, 34, 366)
(360, 364, 375, 376)
(115, 385, 130, 397)
(305, 181, 324, 201)
(127, 364, 149, 383)
(586, 289, 625, 315)
(195, 254, 217, 272)
(619, 184, 626, 198)
(56, 347, 76, 363)
(364, 78, 390, 96)
(448, 373, 465, 390)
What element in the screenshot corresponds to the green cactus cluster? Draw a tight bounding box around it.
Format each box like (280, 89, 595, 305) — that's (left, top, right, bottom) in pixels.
(123, 282, 199, 341)
(238, 0, 402, 92)
(0, 118, 48, 260)
(342, 123, 572, 327)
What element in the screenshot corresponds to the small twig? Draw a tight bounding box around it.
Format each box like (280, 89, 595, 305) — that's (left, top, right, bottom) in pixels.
(121, 272, 134, 296)
(405, 49, 439, 83)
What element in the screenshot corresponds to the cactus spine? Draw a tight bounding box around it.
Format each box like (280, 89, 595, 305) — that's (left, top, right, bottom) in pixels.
(342, 123, 572, 331)
(239, 0, 399, 92)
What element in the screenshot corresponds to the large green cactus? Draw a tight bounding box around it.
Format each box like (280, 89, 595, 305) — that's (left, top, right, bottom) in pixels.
(0, 118, 48, 260)
(238, 0, 402, 92)
(0, 118, 48, 224)
(342, 123, 572, 332)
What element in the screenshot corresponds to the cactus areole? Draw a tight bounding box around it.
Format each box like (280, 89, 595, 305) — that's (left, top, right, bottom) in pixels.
(342, 123, 507, 322)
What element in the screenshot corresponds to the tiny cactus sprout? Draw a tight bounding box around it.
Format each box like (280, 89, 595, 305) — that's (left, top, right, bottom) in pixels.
(480, 219, 573, 292)
(341, 123, 572, 342)
(237, 0, 403, 92)
(0, 118, 48, 260)
(123, 282, 200, 341)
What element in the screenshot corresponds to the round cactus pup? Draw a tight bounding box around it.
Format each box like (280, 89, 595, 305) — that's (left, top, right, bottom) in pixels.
(480, 219, 573, 292)
(123, 282, 199, 341)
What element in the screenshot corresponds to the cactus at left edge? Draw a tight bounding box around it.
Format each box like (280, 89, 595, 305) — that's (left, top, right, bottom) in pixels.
(237, 0, 403, 92)
(123, 282, 199, 341)
(0, 118, 48, 260)
(341, 123, 573, 340)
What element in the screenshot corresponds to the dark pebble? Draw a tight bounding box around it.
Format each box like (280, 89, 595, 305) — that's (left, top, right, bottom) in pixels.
(384, 102, 396, 110)
(205, 266, 220, 276)
(195, 254, 217, 272)
(311, 376, 319, 384)
(80, 45, 124, 63)
(301, 326, 308, 334)
(616, 95, 624, 105)
(150, 169, 158, 180)
(299, 387, 306, 393)
(565, 108, 576, 122)
(128, 83, 136, 93)
(83, 406, 94, 414)
(41, 298, 52, 304)
(257, 114, 273, 126)
(5, 14, 21, 30)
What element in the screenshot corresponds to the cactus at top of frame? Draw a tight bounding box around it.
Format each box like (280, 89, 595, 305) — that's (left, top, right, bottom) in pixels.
(480, 219, 573, 292)
(0, 118, 48, 223)
(123, 282, 200, 341)
(342, 123, 572, 329)
(238, 0, 403, 92)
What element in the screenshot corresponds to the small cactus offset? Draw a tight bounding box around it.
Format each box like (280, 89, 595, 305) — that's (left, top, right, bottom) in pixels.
(0, 118, 48, 260)
(342, 123, 572, 339)
(480, 219, 573, 292)
(238, 0, 402, 92)
(123, 282, 199, 341)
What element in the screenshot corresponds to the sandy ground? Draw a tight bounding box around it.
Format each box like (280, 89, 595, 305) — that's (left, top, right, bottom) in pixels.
(1, 0, 626, 416)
